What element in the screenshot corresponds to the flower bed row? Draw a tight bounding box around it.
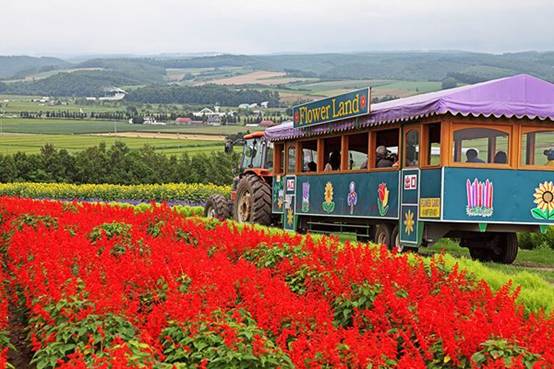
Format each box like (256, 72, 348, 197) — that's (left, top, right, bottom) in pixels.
(0, 182, 230, 205)
(0, 269, 9, 369)
(0, 197, 553, 368)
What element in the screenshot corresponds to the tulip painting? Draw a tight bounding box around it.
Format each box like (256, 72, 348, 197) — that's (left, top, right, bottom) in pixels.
(466, 178, 494, 217)
(377, 183, 390, 216)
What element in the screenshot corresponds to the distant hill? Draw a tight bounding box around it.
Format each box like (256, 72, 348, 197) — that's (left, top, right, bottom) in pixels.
(3, 71, 139, 97)
(2, 51, 554, 100)
(160, 51, 554, 82)
(77, 58, 166, 84)
(0, 56, 69, 80)
(2, 58, 167, 97)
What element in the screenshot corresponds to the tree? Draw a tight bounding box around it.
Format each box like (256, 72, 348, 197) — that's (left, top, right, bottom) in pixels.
(441, 77, 458, 90)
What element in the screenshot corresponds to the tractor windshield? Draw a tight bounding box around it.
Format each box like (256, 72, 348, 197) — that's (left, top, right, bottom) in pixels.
(242, 138, 264, 169)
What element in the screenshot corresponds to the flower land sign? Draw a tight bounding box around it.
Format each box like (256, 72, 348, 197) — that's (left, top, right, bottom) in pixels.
(292, 88, 370, 128)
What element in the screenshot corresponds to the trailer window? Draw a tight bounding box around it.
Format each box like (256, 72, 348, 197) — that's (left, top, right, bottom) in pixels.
(424, 123, 441, 166)
(404, 129, 420, 167)
(452, 127, 510, 165)
(274, 143, 284, 174)
(521, 130, 554, 168)
(299, 140, 318, 172)
(265, 142, 274, 170)
(374, 128, 399, 169)
(286, 144, 296, 174)
(347, 132, 369, 170)
(323, 136, 342, 171)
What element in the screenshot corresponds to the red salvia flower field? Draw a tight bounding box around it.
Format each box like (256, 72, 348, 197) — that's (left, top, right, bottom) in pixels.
(0, 196, 552, 368)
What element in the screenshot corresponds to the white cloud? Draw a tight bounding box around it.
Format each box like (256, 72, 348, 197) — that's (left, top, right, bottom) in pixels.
(0, 0, 552, 55)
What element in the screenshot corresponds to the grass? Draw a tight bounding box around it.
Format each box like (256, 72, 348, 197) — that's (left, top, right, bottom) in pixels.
(287, 79, 442, 99)
(372, 80, 442, 97)
(0, 118, 256, 135)
(335, 232, 554, 312)
(0, 133, 223, 155)
(416, 238, 554, 312)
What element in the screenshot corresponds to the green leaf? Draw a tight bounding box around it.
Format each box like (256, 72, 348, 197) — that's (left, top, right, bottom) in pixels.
(531, 208, 547, 220)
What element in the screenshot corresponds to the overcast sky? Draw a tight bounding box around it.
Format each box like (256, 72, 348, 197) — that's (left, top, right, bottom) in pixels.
(2, 0, 553, 56)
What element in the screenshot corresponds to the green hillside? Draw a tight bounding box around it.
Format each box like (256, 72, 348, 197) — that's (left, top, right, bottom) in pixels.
(0, 56, 69, 79)
(159, 51, 554, 82)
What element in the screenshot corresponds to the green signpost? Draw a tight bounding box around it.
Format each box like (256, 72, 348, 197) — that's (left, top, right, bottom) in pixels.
(292, 88, 371, 128)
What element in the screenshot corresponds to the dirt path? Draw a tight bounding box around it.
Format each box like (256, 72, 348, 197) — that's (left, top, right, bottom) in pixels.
(513, 261, 554, 272)
(7, 288, 34, 369)
(92, 132, 226, 141)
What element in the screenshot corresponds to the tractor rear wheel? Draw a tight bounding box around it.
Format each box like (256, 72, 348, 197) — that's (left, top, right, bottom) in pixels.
(204, 194, 232, 221)
(234, 175, 272, 225)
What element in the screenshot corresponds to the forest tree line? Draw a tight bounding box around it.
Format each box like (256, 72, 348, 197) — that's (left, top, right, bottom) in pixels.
(127, 84, 281, 107)
(0, 143, 240, 186)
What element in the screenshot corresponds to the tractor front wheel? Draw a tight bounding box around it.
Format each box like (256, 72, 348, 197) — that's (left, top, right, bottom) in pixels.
(234, 175, 272, 225)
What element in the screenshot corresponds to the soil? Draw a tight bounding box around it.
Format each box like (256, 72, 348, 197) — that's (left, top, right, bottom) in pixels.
(514, 261, 554, 272)
(7, 289, 34, 369)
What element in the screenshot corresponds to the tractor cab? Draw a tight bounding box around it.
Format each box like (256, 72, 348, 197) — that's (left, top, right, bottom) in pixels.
(240, 132, 273, 174)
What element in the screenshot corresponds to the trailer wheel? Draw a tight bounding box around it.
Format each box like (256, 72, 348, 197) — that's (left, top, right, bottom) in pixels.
(374, 223, 393, 249)
(492, 233, 518, 264)
(468, 247, 492, 262)
(390, 226, 403, 252)
(390, 226, 419, 253)
(234, 175, 272, 225)
(204, 194, 231, 221)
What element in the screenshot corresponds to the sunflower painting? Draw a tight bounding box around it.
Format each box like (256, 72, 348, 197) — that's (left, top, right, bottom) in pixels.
(322, 182, 336, 214)
(531, 181, 554, 220)
(404, 210, 415, 235)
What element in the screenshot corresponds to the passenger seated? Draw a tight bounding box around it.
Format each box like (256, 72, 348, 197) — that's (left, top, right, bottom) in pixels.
(376, 146, 394, 168)
(324, 151, 341, 171)
(307, 161, 317, 172)
(360, 159, 368, 169)
(545, 148, 554, 167)
(466, 148, 485, 163)
(494, 151, 507, 164)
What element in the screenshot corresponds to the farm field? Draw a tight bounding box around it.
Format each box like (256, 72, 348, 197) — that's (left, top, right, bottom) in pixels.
(0, 196, 552, 368)
(286, 79, 443, 100)
(94, 131, 226, 141)
(0, 118, 256, 135)
(206, 70, 316, 86)
(0, 133, 222, 155)
(0, 94, 122, 113)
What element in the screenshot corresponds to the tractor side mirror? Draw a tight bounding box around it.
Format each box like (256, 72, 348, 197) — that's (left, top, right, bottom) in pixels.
(225, 141, 233, 153)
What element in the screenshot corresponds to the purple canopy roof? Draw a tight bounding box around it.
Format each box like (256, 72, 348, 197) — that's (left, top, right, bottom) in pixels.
(266, 74, 554, 141)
